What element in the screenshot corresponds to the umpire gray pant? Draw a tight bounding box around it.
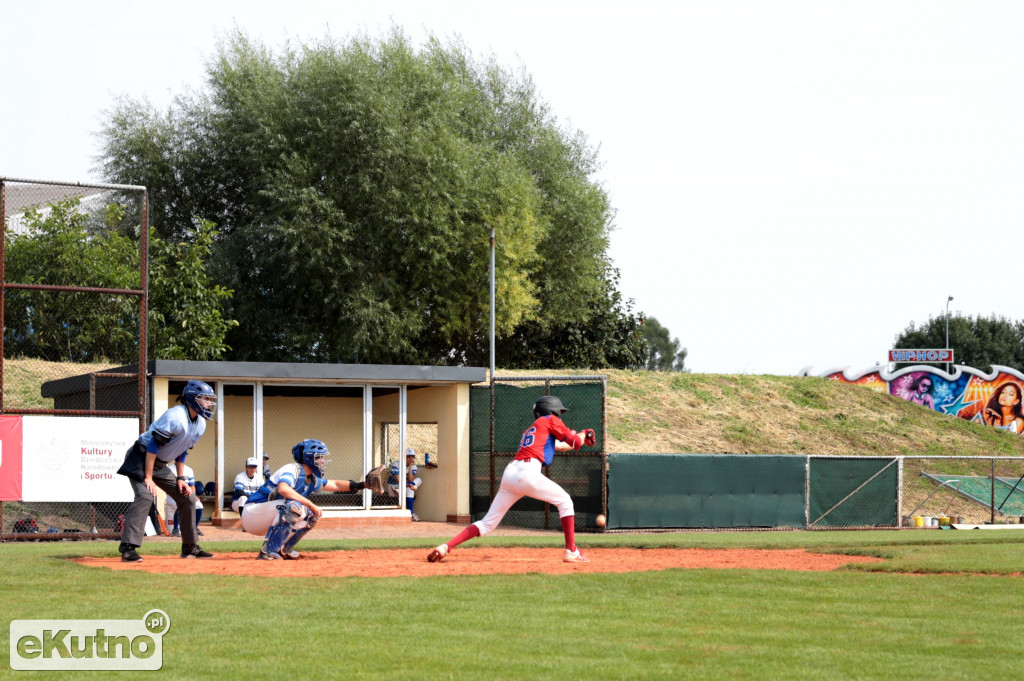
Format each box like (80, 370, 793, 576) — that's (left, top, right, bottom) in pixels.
(122, 460, 199, 547)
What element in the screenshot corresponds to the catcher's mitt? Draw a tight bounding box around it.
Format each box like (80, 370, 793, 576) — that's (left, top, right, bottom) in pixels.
(364, 464, 387, 495)
(582, 429, 597, 447)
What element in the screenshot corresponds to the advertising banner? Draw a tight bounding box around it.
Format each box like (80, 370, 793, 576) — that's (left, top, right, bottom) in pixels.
(20, 416, 139, 502)
(0, 415, 24, 501)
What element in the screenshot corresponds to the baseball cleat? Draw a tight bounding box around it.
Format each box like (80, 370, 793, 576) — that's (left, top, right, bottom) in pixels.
(563, 548, 590, 563)
(282, 550, 301, 560)
(427, 544, 449, 563)
(120, 547, 143, 563)
(257, 550, 282, 560)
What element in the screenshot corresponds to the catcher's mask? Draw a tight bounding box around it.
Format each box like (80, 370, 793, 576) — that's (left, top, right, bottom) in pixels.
(292, 439, 331, 478)
(533, 395, 568, 419)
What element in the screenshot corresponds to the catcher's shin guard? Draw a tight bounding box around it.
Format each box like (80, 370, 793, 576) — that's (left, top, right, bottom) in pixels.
(282, 515, 317, 554)
(263, 522, 292, 557)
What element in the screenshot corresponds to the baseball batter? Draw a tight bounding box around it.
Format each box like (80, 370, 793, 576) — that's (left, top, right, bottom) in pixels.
(428, 395, 595, 563)
(240, 439, 386, 559)
(231, 457, 263, 512)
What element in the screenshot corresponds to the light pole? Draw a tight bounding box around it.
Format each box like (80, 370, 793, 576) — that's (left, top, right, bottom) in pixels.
(489, 227, 496, 381)
(945, 295, 953, 372)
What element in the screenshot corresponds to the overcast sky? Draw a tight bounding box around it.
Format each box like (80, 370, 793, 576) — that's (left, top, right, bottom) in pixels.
(4, 1, 1024, 375)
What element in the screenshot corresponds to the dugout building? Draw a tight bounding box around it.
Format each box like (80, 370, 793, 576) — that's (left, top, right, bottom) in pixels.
(41, 360, 487, 527)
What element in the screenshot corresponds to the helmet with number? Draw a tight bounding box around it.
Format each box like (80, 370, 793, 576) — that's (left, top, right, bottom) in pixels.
(292, 439, 330, 477)
(180, 380, 216, 420)
(533, 395, 568, 419)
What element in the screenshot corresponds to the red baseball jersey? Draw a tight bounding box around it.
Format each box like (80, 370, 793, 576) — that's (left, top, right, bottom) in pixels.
(515, 414, 579, 466)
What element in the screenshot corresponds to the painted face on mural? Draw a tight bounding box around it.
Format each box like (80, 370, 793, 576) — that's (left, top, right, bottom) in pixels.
(917, 379, 931, 393)
(998, 384, 1021, 407)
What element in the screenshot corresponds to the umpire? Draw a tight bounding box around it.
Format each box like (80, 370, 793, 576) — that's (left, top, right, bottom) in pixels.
(116, 380, 217, 562)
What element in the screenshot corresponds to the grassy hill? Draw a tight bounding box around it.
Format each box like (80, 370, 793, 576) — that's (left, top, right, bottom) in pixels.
(596, 370, 1024, 457)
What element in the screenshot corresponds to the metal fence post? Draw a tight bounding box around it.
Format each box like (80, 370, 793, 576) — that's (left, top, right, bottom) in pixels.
(991, 458, 996, 525)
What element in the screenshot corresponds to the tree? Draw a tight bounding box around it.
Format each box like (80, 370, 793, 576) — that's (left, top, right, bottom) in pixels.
(147, 219, 239, 360)
(893, 314, 1024, 371)
(97, 28, 642, 368)
(641, 317, 688, 372)
(4, 199, 236, 362)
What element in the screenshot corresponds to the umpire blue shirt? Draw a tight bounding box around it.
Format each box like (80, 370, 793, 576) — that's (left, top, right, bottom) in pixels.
(139, 404, 205, 463)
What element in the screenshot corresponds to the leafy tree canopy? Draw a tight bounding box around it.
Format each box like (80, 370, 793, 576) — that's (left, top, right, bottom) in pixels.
(97, 28, 645, 368)
(894, 313, 1024, 371)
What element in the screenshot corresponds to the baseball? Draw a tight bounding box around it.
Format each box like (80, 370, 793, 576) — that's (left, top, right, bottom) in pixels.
(596, 514, 606, 528)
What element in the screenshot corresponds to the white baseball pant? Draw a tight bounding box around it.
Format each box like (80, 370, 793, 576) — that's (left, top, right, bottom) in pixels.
(473, 458, 573, 536)
(240, 500, 288, 536)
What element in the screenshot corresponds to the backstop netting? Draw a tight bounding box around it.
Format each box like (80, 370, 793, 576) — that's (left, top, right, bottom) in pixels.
(470, 376, 606, 531)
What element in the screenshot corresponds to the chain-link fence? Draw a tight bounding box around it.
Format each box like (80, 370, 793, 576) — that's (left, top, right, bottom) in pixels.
(901, 456, 1024, 527)
(1, 177, 148, 541)
(470, 376, 606, 531)
(807, 455, 1024, 529)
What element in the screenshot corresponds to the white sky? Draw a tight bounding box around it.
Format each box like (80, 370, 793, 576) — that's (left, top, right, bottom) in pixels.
(4, 1, 1024, 375)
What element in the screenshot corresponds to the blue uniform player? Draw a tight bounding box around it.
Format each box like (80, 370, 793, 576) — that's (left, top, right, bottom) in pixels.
(116, 380, 217, 562)
(240, 439, 386, 559)
(389, 448, 423, 521)
(231, 457, 263, 512)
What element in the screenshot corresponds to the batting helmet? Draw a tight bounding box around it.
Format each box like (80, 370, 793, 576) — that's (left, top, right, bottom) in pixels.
(180, 380, 216, 420)
(292, 439, 330, 478)
(533, 395, 568, 418)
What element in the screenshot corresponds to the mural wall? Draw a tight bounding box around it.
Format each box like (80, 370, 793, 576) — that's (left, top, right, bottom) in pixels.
(820, 364, 1024, 435)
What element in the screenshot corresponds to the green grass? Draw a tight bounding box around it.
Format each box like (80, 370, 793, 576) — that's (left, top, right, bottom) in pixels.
(6, 531, 1024, 680)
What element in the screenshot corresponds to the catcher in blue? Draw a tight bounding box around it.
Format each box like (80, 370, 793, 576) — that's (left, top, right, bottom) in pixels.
(240, 439, 387, 559)
(115, 379, 217, 562)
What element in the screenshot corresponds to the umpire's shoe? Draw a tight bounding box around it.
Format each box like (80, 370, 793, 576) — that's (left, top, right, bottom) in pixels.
(119, 543, 143, 563)
(181, 544, 214, 559)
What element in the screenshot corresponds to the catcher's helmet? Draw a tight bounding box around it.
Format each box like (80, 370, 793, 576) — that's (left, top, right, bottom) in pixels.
(180, 380, 216, 420)
(292, 439, 330, 477)
(533, 395, 568, 418)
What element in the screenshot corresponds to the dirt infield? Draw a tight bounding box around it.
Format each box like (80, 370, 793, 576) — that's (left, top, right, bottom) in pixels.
(74, 547, 883, 577)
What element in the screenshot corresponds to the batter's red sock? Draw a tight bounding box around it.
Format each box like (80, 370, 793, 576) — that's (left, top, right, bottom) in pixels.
(561, 515, 576, 552)
(448, 524, 480, 550)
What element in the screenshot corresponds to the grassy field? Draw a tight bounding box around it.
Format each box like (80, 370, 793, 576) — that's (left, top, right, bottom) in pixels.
(4, 530, 1024, 680)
